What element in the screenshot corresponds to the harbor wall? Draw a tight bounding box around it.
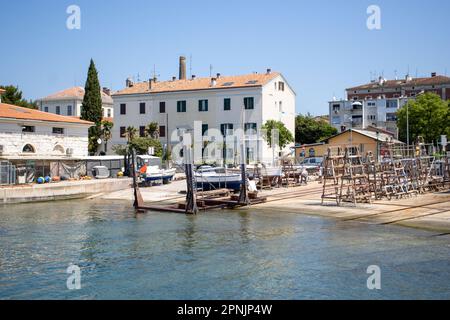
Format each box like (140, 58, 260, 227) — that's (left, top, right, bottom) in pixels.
(0, 178, 132, 204)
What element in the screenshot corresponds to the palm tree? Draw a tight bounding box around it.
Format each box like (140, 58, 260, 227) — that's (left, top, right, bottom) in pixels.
(145, 122, 160, 139)
(101, 120, 114, 153)
(125, 126, 137, 143)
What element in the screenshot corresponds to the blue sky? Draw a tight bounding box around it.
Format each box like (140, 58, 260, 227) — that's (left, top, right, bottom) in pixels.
(1, 0, 449, 115)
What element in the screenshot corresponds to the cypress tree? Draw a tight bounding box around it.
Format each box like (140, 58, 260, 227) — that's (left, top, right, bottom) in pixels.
(81, 59, 103, 154)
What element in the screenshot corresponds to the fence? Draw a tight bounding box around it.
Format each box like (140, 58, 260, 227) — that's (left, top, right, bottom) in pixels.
(0, 161, 17, 185)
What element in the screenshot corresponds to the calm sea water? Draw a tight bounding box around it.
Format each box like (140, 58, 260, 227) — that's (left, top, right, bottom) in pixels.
(0, 200, 449, 300)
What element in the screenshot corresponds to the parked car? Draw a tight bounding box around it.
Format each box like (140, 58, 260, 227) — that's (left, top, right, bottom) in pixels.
(297, 157, 323, 171)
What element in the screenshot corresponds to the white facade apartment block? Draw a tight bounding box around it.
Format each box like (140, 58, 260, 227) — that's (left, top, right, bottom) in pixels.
(111, 72, 295, 164)
(329, 98, 408, 137)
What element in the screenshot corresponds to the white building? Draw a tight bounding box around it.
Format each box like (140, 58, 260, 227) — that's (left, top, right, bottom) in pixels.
(111, 60, 296, 164)
(37, 86, 114, 120)
(0, 100, 93, 159)
(329, 74, 450, 138)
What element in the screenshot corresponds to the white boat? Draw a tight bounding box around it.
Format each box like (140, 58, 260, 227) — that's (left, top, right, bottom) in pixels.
(143, 166, 176, 183)
(195, 166, 242, 191)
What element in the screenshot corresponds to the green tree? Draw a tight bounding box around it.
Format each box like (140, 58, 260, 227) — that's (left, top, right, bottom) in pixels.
(261, 120, 294, 149)
(145, 122, 160, 139)
(397, 93, 449, 143)
(0, 85, 37, 109)
(80, 59, 103, 154)
(295, 114, 337, 144)
(125, 126, 137, 143)
(100, 120, 114, 153)
(128, 137, 163, 157)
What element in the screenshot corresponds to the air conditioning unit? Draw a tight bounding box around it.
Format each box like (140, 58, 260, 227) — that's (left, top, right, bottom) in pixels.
(66, 148, 74, 156)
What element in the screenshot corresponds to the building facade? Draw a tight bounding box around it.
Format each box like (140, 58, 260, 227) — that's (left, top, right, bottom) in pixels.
(295, 129, 403, 161)
(329, 73, 450, 138)
(0, 102, 93, 159)
(111, 60, 296, 164)
(37, 86, 114, 120)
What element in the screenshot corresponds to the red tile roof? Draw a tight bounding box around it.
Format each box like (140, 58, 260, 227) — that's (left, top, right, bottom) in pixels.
(40, 86, 113, 104)
(347, 75, 450, 91)
(0, 103, 94, 125)
(113, 72, 281, 96)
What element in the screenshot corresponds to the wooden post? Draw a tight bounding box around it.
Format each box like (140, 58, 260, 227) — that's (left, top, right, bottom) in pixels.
(131, 148, 144, 210)
(238, 143, 250, 205)
(184, 144, 198, 214)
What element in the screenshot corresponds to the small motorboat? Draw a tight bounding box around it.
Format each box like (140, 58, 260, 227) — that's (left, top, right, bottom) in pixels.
(142, 166, 176, 185)
(195, 166, 242, 191)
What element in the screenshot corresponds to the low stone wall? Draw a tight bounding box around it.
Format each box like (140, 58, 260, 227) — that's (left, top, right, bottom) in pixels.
(0, 178, 132, 204)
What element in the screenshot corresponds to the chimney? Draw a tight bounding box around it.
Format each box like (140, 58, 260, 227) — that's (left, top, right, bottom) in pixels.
(216, 73, 221, 79)
(405, 74, 413, 82)
(191, 75, 196, 80)
(179, 56, 186, 80)
(102, 87, 111, 96)
(126, 78, 134, 87)
(210, 77, 217, 86)
(266, 68, 272, 74)
(148, 78, 153, 90)
(431, 72, 437, 77)
(172, 76, 177, 81)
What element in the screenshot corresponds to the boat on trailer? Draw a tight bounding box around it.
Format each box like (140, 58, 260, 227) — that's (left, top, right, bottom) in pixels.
(195, 166, 242, 191)
(142, 166, 176, 184)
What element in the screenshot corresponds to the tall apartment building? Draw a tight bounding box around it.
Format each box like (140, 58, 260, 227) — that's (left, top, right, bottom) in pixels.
(111, 57, 296, 164)
(329, 73, 450, 138)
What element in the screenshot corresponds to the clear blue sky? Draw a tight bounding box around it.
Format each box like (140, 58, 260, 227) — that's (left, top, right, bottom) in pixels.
(1, 0, 449, 115)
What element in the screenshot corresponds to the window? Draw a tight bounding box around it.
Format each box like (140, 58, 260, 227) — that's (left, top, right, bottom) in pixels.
(367, 115, 376, 120)
(353, 96, 359, 101)
(140, 102, 146, 114)
(159, 101, 166, 113)
(331, 116, 341, 125)
(22, 126, 35, 133)
(274, 82, 277, 90)
(386, 100, 398, 108)
(120, 127, 126, 138)
(52, 127, 64, 134)
(177, 100, 186, 112)
(202, 124, 208, 136)
(224, 98, 231, 111)
(278, 82, 285, 91)
(53, 145, 65, 154)
(22, 144, 35, 153)
(107, 109, 112, 117)
(67, 105, 73, 116)
(139, 126, 146, 137)
(244, 123, 257, 134)
(332, 104, 340, 112)
(198, 99, 208, 112)
(279, 101, 283, 113)
(246, 147, 255, 163)
(220, 123, 234, 136)
(120, 103, 126, 115)
(44, 106, 49, 112)
(159, 125, 166, 138)
(309, 148, 316, 157)
(244, 97, 254, 110)
(56, 106, 61, 115)
(386, 113, 397, 122)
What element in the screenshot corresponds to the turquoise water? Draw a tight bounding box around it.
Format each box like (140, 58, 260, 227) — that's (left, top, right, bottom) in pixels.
(0, 200, 449, 300)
